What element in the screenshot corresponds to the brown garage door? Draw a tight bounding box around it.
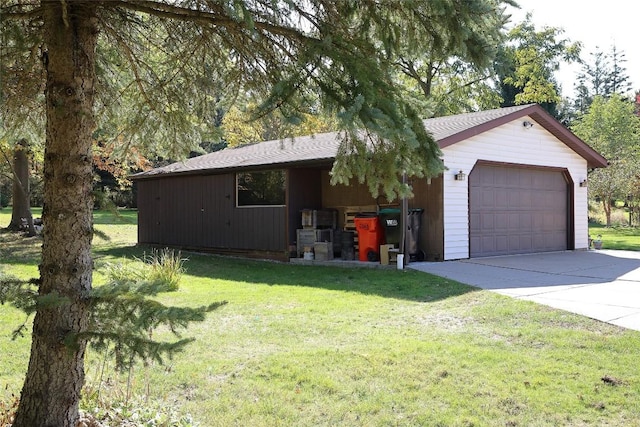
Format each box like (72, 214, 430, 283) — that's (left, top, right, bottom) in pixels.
(469, 164, 568, 257)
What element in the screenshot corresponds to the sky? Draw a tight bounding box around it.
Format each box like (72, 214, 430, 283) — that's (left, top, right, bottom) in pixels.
(506, 0, 638, 98)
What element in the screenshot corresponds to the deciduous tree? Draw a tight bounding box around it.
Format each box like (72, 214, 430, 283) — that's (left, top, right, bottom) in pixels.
(495, 14, 581, 117)
(1, 139, 36, 234)
(392, 0, 510, 116)
(572, 95, 640, 226)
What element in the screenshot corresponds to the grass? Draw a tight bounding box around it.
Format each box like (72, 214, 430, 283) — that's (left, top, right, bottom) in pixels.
(589, 223, 640, 251)
(588, 202, 640, 251)
(2, 208, 640, 425)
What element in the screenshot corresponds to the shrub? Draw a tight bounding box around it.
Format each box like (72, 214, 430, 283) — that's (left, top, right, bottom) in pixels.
(104, 248, 187, 291)
(143, 248, 186, 291)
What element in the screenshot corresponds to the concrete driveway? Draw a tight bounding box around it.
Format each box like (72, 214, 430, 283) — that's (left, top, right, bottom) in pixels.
(409, 250, 640, 332)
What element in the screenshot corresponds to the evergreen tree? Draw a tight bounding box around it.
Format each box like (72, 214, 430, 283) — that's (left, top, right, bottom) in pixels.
(1, 1, 504, 425)
(572, 45, 633, 116)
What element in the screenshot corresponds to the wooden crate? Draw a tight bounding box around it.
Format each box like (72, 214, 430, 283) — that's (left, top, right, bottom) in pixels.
(296, 228, 334, 257)
(314, 242, 334, 261)
(343, 205, 377, 229)
(301, 209, 337, 229)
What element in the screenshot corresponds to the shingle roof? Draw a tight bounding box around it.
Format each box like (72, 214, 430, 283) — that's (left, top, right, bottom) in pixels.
(132, 104, 606, 179)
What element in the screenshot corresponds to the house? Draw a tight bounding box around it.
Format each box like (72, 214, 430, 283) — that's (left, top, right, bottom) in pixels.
(132, 104, 607, 262)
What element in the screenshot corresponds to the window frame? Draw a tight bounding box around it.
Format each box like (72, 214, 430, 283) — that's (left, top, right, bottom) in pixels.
(235, 169, 287, 208)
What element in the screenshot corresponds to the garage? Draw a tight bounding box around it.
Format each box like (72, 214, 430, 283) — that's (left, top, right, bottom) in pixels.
(135, 103, 606, 261)
(469, 163, 570, 258)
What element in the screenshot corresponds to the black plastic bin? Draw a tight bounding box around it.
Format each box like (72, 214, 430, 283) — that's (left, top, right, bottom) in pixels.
(407, 208, 424, 260)
(378, 208, 402, 246)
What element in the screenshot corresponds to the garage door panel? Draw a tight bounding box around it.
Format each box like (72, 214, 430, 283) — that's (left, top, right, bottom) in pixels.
(518, 172, 532, 187)
(519, 191, 533, 209)
(508, 235, 521, 251)
(495, 235, 508, 253)
(507, 191, 520, 207)
(532, 192, 547, 206)
(481, 213, 495, 231)
(470, 213, 481, 232)
(533, 234, 546, 249)
(481, 236, 496, 253)
(518, 235, 533, 251)
(494, 168, 508, 186)
(495, 213, 508, 231)
(470, 164, 568, 257)
(519, 213, 532, 230)
(481, 190, 495, 208)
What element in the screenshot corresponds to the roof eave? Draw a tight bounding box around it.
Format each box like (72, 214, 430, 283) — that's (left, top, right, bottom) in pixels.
(130, 158, 335, 180)
(437, 104, 607, 169)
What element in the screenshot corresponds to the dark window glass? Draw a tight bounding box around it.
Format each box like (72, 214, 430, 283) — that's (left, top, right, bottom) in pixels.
(237, 170, 286, 206)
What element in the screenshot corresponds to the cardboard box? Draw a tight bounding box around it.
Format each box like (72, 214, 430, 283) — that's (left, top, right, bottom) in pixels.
(379, 244, 395, 265)
(314, 242, 334, 261)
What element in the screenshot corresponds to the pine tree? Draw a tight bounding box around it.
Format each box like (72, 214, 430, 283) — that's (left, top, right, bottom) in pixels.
(1, 2, 506, 425)
(572, 45, 634, 116)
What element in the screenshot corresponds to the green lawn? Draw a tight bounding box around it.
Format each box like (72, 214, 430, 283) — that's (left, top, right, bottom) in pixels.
(2, 209, 640, 426)
(589, 222, 640, 251)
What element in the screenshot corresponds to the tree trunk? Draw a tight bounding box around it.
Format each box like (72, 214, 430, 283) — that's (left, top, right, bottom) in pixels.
(603, 198, 612, 227)
(7, 139, 36, 235)
(13, 3, 97, 427)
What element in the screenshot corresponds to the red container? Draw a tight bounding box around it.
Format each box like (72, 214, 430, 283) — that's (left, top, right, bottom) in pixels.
(354, 215, 384, 262)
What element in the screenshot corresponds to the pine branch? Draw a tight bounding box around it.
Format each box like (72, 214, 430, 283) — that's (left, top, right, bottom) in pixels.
(84, 287, 227, 370)
(114, 0, 317, 44)
(0, 4, 42, 20)
(76, 251, 228, 371)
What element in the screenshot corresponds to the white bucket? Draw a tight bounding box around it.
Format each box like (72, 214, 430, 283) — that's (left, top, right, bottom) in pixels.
(396, 254, 404, 270)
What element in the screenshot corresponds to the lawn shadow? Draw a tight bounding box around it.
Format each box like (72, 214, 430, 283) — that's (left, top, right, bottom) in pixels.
(92, 209, 138, 225)
(0, 229, 42, 266)
(93, 245, 476, 303)
(93, 244, 141, 259)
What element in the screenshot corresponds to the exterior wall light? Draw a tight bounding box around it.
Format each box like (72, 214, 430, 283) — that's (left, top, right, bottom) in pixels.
(523, 120, 534, 128)
(579, 179, 588, 187)
(454, 170, 466, 181)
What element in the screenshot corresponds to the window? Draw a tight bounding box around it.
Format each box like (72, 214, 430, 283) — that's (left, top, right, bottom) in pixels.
(236, 170, 286, 207)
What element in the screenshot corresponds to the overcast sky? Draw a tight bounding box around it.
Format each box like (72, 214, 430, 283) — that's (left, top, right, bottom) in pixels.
(506, 0, 638, 98)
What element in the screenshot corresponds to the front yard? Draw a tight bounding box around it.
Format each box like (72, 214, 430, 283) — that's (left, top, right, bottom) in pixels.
(1, 209, 640, 426)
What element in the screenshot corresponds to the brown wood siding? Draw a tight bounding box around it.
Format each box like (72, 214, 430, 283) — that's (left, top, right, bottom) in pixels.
(137, 173, 286, 254)
(287, 168, 323, 245)
(321, 171, 379, 209)
(408, 176, 444, 261)
(319, 170, 444, 260)
(137, 179, 155, 243)
(201, 174, 234, 249)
